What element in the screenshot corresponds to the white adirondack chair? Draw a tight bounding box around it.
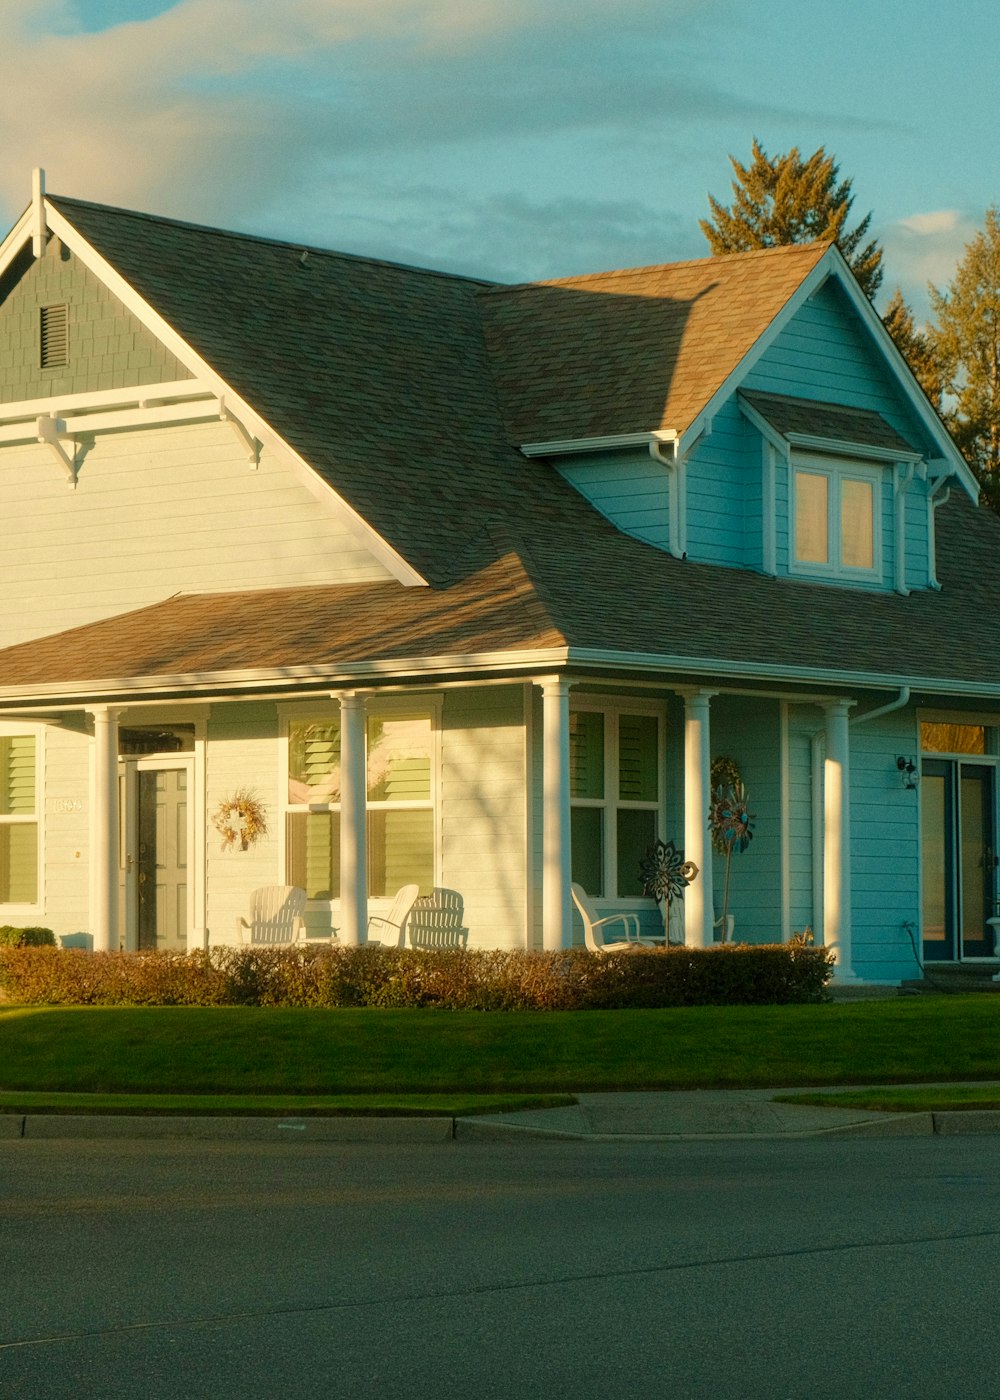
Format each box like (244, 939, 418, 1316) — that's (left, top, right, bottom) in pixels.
(366, 883, 420, 947)
(236, 886, 308, 945)
(571, 883, 661, 953)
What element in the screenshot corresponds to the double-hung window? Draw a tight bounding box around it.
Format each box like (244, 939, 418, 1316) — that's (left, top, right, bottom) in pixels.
(284, 707, 436, 900)
(0, 728, 39, 908)
(792, 453, 881, 580)
(570, 703, 663, 900)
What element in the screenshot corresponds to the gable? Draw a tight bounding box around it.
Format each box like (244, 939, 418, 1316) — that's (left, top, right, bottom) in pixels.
(0, 236, 192, 404)
(744, 278, 935, 455)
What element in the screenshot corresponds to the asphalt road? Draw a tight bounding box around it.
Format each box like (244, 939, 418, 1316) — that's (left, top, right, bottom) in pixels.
(1, 1133, 999, 1399)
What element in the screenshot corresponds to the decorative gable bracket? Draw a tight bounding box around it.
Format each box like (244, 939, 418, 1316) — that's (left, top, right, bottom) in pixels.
(36, 414, 77, 487)
(218, 398, 261, 467)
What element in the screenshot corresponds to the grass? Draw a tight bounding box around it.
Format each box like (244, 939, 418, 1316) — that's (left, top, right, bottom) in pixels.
(0, 1090, 574, 1117)
(776, 1085, 1000, 1114)
(0, 998, 998, 1111)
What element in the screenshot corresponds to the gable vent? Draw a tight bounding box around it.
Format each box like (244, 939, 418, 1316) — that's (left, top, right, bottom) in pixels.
(39, 304, 68, 369)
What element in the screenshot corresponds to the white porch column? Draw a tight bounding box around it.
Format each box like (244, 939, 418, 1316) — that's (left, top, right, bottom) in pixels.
(539, 677, 573, 951)
(823, 699, 855, 980)
(337, 690, 368, 946)
(89, 705, 120, 953)
(680, 688, 715, 949)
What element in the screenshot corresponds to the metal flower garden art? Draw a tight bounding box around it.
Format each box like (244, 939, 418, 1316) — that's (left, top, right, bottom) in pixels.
(639, 839, 699, 942)
(708, 758, 755, 943)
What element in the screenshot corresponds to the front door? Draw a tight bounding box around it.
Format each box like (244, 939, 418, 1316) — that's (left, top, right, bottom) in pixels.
(120, 760, 192, 952)
(921, 759, 997, 960)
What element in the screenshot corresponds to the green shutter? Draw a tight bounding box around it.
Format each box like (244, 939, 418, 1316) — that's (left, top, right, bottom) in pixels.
(618, 715, 658, 802)
(570, 712, 604, 799)
(367, 717, 431, 801)
(0, 736, 35, 815)
(288, 723, 341, 802)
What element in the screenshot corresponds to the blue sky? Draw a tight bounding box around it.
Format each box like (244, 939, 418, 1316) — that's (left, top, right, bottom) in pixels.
(1, 0, 997, 320)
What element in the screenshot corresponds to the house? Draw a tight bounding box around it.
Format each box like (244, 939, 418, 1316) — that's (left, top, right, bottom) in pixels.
(0, 168, 998, 983)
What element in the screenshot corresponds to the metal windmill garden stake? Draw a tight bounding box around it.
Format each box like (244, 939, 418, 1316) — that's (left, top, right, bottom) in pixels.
(708, 774, 755, 942)
(639, 839, 699, 943)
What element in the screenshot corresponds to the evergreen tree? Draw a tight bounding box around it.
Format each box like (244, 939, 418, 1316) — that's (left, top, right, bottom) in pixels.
(929, 207, 1000, 510)
(701, 138, 883, 299)
(882, 288, 944, 410)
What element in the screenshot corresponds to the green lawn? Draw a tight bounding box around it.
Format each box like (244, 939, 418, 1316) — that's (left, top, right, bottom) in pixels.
(776, 1085, 1000, 1114)
(0, 998, 997, 1108)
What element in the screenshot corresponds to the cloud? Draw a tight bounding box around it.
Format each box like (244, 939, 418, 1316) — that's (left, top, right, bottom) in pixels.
(880, 208, 982, 321)
(898, 210, 962, 237)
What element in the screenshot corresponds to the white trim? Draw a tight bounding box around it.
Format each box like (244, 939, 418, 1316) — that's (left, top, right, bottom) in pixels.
(0, 378, 210, 425)
(0, 720, 44, 918)
(521, 431, 675, 457)
(762, 440, 778, 576)
(568, 694, 667, 910)
(789, 452, 883, 583)
(522, 681, 535, 950)
(31, 169, 47, 259)
(38, 201, 426, 588)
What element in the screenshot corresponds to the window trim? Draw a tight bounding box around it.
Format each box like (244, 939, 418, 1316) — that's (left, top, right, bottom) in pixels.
(279, 697, 442, 907)
(789, 451, 883, 582)
(0, 723, 43, 915)
(569, 698, 666, 907)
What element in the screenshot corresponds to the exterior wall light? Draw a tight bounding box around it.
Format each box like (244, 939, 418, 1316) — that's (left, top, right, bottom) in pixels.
(896, 756, 918, 790)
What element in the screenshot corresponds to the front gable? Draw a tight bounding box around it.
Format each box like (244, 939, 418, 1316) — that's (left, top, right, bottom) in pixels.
(0, 235, 192, 404)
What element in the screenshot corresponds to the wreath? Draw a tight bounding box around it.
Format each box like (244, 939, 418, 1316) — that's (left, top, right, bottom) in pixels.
(213, 788, 268, 852)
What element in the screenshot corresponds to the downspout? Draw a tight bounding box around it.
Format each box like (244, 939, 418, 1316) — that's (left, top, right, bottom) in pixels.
(893, 463, 916, 596)
(649, 436, 686, 560)
(927, 472, 954, 592)
(851, 686, 910, 727)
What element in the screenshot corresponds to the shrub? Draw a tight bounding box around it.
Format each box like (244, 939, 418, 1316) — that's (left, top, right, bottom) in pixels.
(0, 925, 55, 948)
(0, 940, 834, 1009)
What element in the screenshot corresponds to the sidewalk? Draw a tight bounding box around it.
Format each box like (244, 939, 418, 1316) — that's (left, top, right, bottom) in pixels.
(3, 1086, 1000, 1142)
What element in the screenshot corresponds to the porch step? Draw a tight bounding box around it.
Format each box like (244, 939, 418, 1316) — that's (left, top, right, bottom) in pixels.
(900, 964, 1000, 994)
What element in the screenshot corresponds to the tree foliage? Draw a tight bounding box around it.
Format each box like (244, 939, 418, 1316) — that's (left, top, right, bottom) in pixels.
(882, 288, 944, 410)
(701, 138, 883, 299)
(929, 207, 1000, 509)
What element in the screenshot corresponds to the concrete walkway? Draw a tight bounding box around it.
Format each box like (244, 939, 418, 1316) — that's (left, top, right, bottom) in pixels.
(3, 1085, 1000, 1142)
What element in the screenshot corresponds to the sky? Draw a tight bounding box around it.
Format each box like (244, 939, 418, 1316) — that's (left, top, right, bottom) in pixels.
(0, 0, 997, 321)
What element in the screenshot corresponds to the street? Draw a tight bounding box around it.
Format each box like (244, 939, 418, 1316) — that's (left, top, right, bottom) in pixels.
(1, 1132, 998, 1398)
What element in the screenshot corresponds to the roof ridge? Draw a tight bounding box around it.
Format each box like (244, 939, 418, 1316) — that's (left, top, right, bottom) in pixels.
(46, 193, 498, 288)
(479, 239, 831, 298)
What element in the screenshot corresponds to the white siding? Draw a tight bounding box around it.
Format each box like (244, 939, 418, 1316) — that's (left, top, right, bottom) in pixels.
(440, 685, 527, 949)
(0, 419, 393, 646)
(204, 703, 283, 947)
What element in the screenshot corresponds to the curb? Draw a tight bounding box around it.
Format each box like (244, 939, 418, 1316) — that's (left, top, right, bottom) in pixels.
(2, 1114, 456, 1143)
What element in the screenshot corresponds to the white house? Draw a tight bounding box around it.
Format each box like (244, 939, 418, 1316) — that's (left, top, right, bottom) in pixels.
(0, 170, 997, 984)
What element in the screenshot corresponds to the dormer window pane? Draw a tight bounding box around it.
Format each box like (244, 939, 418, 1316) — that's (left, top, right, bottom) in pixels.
(795, 471, 828, 564)
(842, 478, 874, 569)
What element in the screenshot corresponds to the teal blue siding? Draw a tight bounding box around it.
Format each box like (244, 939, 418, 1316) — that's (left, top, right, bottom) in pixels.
(685, 400, 746, 566)
(709, 696, 782, 942)
(555, 449, 670, 550)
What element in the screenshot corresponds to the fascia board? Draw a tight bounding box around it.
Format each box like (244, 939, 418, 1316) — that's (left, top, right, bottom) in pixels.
(3, 640, 1000, 707)
(0, 647, 574, 704)
(0, 209, 32, 282)
(783, 432, 922, 464)
(737, 398, 789, 457)
(564, 646, 1000, 700)
(41, 201, 427, 588)
(521, 432, 672, 457)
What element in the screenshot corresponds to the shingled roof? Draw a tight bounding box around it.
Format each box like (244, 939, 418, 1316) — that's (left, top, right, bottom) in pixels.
(2, 197, 995, 703)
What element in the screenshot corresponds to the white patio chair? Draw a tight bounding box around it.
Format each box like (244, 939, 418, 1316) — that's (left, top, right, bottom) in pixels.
(236, 886, 308, 946)
(571, 883, 661, 953)
(367, 883, 420, 947)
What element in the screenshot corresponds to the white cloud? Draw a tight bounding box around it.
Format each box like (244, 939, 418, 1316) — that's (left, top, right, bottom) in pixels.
(880, 209, 982, 320)
(898, 209, 962, 236)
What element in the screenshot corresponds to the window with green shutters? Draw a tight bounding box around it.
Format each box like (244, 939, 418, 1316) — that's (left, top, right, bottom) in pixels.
(570, 705, 663, 900)
(285, 711, 435, 900)
(0, 732, 39, 906)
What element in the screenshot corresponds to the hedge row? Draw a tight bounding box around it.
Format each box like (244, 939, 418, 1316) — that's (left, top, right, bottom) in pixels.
(0, 925, 56, 948)
(0, 942, 834, 1009)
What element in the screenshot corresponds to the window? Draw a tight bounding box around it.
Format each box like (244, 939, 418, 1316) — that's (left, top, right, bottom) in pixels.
(285, 710, 435, 900)
(920, 722, 988, 755)
(39, 304, 69, 369)
(0, 731, 39, 906)
(791, 454, 880, 579)
(569, 705, 663, 900)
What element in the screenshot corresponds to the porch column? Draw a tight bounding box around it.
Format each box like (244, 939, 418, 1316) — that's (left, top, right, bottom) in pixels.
(337, 690, 368, 946)
(88, 705, 120, 953)
(539, 677, 573, 951)
(680, 688, 715, 948)
(823, 699, 855, 980)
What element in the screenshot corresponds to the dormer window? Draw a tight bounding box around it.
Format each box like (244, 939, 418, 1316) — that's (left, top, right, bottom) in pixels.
(39, 304, 68, 369)
(791, 453, 881, 581)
